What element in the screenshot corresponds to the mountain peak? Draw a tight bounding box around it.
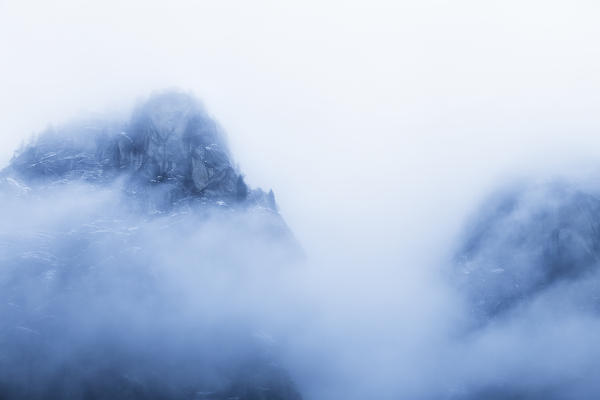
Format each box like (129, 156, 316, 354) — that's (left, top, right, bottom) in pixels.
(4, 91, 275, 212)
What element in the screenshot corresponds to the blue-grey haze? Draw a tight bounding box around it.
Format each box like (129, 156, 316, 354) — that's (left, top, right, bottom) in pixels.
(1, 91, 600, 399)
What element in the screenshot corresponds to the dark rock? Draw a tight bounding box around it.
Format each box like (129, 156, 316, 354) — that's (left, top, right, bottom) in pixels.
(455, 182, 600, 319)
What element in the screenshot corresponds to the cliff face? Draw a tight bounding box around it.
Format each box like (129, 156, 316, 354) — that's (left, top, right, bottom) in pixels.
(0, 91, 301, 400)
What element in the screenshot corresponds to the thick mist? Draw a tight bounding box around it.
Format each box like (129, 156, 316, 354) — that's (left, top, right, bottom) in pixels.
(2, 1, 600, 399)
(0, 183, 301, 398)
(3, 91, 600, 400)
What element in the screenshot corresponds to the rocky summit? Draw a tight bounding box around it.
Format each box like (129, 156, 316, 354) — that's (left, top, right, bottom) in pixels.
(4, 91, 276, 213)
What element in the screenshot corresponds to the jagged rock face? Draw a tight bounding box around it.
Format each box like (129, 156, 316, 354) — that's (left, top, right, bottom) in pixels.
(455, 182, 600, 319)
(6, 91, 268, 212)
(124, 92, 236, 196)
(0, 91, 302, 400)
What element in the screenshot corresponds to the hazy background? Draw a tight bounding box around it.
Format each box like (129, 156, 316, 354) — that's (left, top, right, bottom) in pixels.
(2, 1, 600, 398)
(2, 0, 600, 260)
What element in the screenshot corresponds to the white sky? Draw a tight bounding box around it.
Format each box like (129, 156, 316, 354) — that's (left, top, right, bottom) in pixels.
(1, 0, 600, 258)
